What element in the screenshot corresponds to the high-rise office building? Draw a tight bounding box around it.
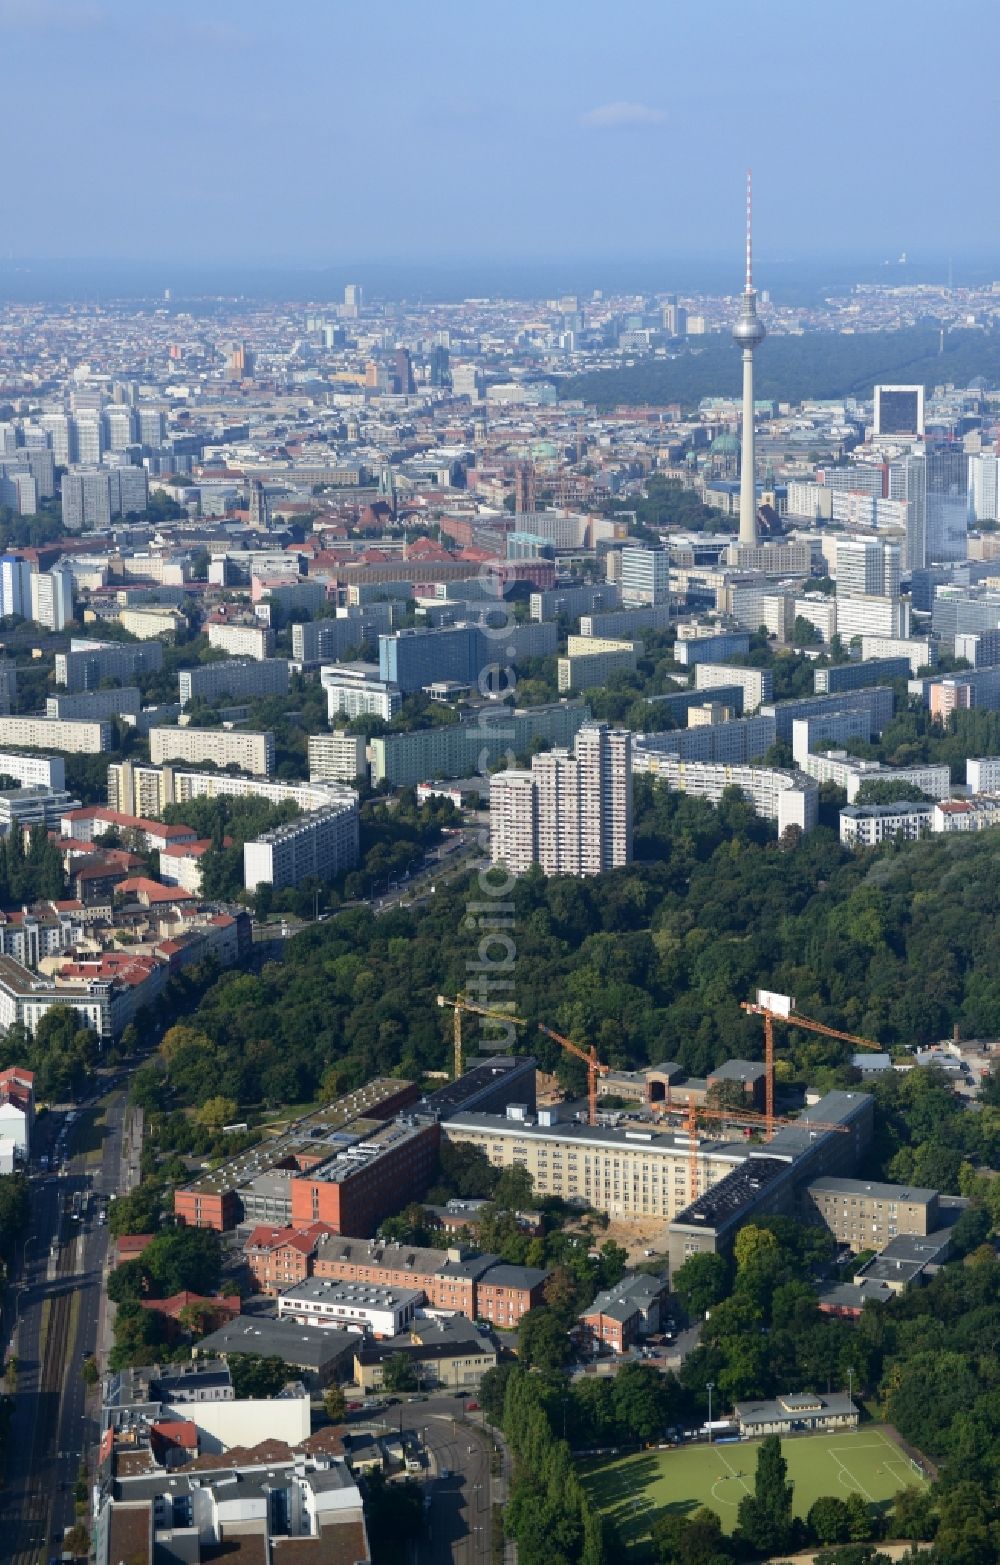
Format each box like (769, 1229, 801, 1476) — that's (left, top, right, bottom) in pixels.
(393, 347, 415, 395)
(888, 453, 927, 571)
(73, 413, 103, 465)
(0, 556, 31, 619)
(62, 469, 112, 531)
(30, 564, 74, 631)
(103, 404, 135, 452)
(874, 385, 925, 438)
(40, 413, 72, 466)
(926, 448, 970, 563)
(490, 722, 632, 877)
(620, 546, 670, 606)
(112, 465, 149, 518)
(836, 538, 900, 598)
(137, 405, 166, 448)
(733, 172, 766, 547)
(343, 283, 363, 318)
(969, 452, 1000, 525)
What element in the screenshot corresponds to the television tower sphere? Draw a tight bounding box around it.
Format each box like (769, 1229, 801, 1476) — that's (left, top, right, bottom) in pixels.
(732, 300, 766, 349)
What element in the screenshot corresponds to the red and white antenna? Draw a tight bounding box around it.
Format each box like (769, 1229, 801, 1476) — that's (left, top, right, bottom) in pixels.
(745, 168, 753, 294)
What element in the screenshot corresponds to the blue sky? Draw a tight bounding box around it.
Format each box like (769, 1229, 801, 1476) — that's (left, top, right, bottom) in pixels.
(3, 0, 998, 266)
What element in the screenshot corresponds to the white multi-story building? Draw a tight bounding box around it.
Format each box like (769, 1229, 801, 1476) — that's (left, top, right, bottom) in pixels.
(719, 584, 795, 640)
(490, 723, 632, 877)
(632, 748, 818, 834)
(149, 726, 275, 776)
(969, 452, 1000, 525)
(966, 757, 1000, 793)
(839, 802, 935, 846)
(694, 662, 773, 709)
(103, 404, 135, 452)
(557, 636, 639, 693)
(933, 798, 1000, 832)
(276, 1278, 420, 1338)
(793, 595, 838, 643)
(620, 546, 670, 606)
(108, 759, 345, 817)
(836, 538, 900, 598)
(835, 593, 910, 643)
(791, 711, 873, 766)
(0, 555, 32, 619)
(0, 716, 112, 754)
(243, 798, 359, 891)
(206, 622, 276, 660)
(803, 751, 951, 803)
(860, 635, 935, 676)
(0, 751, 65, 790)
(30, 564, 74, 631)
(118, 607, 185, 640)
(308, 732, 368, 782)
(323, 663, 402, 722)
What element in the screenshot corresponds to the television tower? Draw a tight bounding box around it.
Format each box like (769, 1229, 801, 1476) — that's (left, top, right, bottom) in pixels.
(733, 170, 766, 546)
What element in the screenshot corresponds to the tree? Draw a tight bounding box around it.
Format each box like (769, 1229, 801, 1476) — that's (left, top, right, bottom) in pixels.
(890, 1484, 937, 1542)
(845, 1491, 873, 1542)
(227, 1354, 290, 1398)
(653, 1506, 731, 1564)
(611, 1363, 673, 1444)
(672, 1252, 729, 1319)
(792, 615, 822, 647)
(733, 1224, 779, 1272)
(518, 1306, 571, 1372)
(808, 1494, 852, 1545)
(736, 1434, 794, 1556)
(381, 1351, 417, 1392)
(323, 1384, 347, 1422)
(195, 1095, 238, 1128)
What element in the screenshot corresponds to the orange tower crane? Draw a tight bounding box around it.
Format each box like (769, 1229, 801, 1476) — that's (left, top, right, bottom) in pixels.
(741, 990, 884, 1140)
(537, 1024, 609, 1126)
(437, 994, 527, 1079)
(650, 1093, 851, 1200)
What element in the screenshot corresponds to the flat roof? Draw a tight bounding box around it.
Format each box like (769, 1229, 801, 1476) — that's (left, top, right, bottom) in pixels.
(179, 1078, 413, 1197)
(443, 1109, 749, 1164)
(416, 1054, 536, 1120)
(195, 1315, 360, 1370)
(303, 1117, 431, 1187)
(808, 1176, 938, 1204)
(279, 1279, 424, 1308)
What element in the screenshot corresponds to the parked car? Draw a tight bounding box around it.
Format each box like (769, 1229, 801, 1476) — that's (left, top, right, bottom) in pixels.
(465, 1400, 480, 1411)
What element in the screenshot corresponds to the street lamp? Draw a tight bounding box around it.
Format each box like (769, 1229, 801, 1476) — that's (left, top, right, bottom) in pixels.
(706, 1381, 715, 1444)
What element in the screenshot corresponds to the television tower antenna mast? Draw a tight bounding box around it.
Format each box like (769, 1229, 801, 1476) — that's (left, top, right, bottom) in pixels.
(734, 169, 766, 547)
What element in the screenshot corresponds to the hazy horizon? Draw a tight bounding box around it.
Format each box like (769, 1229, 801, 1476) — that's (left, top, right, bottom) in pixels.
(3, 0, 999, 277)
(2, 254, 998, 308)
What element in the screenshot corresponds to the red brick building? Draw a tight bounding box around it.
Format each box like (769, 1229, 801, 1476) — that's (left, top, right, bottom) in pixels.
(475, 1264, 549, 1329)
(578, 1298, 642, 1355)
(289, 1121, 440, 1236)
(245, 1223, 335, 1296)
(173, 1079, 420, 1232)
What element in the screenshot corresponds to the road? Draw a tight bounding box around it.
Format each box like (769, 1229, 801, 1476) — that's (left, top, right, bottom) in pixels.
(356, 1396, 499, 1565)
(3, 1085, 127, 1565)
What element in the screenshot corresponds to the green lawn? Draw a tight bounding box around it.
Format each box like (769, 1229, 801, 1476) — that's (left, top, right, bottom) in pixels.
(580, 1426, 927, 1546)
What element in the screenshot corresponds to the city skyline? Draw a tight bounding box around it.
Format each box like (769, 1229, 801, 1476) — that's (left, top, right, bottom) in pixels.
(2, 0, 1000, 268)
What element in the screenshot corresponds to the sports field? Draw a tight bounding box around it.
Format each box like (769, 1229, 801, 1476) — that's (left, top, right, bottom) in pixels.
(580, 1426, 927, 1545)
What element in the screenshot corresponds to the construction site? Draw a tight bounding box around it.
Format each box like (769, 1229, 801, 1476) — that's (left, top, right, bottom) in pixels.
(172, 989, 892, 1270)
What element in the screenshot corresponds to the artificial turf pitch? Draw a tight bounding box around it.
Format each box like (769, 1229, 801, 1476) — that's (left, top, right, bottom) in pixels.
(580, 1426, 927, 1544)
